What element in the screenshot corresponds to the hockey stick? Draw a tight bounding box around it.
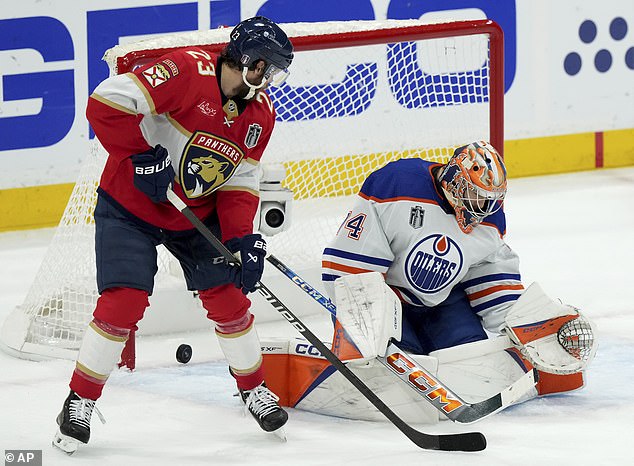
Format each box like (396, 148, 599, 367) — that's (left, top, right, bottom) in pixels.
(166, 188, 485, 452)
(266, 254, 538, 424)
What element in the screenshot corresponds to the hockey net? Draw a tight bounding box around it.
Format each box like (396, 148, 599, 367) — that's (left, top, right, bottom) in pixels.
(0, 19, 503, 362)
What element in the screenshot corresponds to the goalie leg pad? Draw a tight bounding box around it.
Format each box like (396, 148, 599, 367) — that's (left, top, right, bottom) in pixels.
(331, 319, 365, 361)
(261, 338, 332, 408)
(261, 338, 440, 424)
(430, 333, 584, 400)
(430, 336, 537, 406)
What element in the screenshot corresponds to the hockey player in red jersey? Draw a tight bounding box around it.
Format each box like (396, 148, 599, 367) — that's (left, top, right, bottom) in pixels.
(53, 16, 293, 454)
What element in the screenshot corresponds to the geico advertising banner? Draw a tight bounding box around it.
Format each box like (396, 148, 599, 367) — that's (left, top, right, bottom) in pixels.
(0, 0, 632, 190)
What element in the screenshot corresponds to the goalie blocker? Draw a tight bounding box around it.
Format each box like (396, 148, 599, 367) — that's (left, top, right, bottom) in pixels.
(260, 274, 597, 424)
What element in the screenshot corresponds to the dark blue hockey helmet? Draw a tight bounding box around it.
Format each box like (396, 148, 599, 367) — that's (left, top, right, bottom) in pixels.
(226, 16, 294, 82)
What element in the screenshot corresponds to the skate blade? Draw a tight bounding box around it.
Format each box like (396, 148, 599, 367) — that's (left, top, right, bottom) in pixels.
(52, 430, 80, 455)
(270, 426, 287, 442)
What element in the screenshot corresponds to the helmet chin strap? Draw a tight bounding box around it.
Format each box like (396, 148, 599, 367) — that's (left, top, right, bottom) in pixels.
(241, 68, 267, 99)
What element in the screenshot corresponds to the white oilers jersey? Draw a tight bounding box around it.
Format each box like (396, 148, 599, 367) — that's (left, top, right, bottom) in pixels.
(322, 158, 523, 333)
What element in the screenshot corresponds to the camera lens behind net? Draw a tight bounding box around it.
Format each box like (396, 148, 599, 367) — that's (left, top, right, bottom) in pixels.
(265, 206, 285, 228)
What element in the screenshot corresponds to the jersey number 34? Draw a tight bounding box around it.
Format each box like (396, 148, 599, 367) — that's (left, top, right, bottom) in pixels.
(340, 212, 366, 240)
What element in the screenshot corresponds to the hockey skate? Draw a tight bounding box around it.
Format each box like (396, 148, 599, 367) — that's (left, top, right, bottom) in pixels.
(240, 383, 288, 439)
(52, 390, 104, 454)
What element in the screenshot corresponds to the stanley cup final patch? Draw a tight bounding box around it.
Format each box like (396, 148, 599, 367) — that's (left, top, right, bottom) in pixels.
(180, 131, 245, 199)
(409, 206, 425, 229)
(244, 123, 262, 148)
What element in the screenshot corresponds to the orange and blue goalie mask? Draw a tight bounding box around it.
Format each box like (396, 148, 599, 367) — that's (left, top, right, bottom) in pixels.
(439, 141, 507, 233)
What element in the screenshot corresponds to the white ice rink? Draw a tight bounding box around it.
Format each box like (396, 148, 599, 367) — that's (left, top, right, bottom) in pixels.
(1, 167, 632, 465)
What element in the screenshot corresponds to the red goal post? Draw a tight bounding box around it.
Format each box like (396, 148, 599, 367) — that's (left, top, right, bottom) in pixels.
(1, 18, 504, 365)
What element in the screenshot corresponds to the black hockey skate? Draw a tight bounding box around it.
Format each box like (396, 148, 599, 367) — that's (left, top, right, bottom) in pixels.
(52, 390, 104, 454)
(240, 383, 288, 435)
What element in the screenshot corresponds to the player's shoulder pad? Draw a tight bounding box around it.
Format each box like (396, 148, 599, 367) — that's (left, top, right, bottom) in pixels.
(360, 158, 441, 203)
(172, 46, 213, 62)
(252, 89, 277, 119)
(150, 47, 215, 77)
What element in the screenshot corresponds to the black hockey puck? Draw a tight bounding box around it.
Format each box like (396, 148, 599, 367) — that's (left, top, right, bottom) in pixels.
(176, 344, 192, 364)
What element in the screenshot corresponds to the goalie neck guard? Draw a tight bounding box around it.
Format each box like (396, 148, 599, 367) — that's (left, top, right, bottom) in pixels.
(438, 141, 507, 233)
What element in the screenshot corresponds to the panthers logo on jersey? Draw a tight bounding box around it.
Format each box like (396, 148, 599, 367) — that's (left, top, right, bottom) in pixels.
(180, 131, 245, 199)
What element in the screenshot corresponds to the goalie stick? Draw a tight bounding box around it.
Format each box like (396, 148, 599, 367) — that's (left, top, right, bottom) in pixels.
(166, 188, 485, 452)
(266, 254, 538, 424)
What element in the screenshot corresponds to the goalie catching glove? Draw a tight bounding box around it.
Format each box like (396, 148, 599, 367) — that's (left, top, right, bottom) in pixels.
(503, 282, 597, 375)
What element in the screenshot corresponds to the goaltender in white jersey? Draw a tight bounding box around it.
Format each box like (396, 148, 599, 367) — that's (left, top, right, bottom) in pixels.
(260, 141, 597, 424)
(323, 141, 518, 349)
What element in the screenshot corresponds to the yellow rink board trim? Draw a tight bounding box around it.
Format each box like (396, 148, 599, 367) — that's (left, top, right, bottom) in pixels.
(0, 128, 633, 232)
(0, 183, 75, 232)
(604, 128, 634, 168)
(504, 133, 596, 177)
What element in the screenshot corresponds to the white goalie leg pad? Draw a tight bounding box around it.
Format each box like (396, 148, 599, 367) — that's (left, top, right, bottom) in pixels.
(504, 282, 598, 375)
(333, 272, 402, 359)
(259, 337, 440, 424)
(216, 321, 262, 374)
(430, 336, 537, 406)
(306, 357, 440, 424)
(76, 321, 128, 379)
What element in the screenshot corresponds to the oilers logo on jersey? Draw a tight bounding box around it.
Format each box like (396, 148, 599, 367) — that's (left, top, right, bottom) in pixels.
(181, 131, 244, 198)
(405, 234, 463, 293)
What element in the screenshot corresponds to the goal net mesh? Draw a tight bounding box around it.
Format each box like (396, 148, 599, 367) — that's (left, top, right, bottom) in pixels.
(1, 19, 502, 359)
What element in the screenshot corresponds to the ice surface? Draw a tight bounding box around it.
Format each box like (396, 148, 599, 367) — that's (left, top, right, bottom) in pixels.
(0, 167, 632, 465)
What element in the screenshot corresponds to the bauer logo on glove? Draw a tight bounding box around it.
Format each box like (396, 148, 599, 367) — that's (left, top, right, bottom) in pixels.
(134, 156, 172, 175)
(130, 144, 176, 203)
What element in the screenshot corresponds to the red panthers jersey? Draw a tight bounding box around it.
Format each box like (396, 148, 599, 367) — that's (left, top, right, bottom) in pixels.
(87, 48, 276, 240)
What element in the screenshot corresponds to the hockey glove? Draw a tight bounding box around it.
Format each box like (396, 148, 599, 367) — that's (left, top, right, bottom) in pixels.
(130, 144, 175, 203)
(225, 234, 267, 294)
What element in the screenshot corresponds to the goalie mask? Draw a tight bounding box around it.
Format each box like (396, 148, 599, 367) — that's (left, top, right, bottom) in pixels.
(226, 16, 294, 98)
(438, 141, 507, 233)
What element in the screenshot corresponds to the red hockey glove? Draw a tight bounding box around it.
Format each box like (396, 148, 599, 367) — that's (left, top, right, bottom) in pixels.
(130, 144, 175, 203)
(225, 234, 267, 294)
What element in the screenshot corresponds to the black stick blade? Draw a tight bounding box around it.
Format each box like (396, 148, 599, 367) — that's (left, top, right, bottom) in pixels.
(437, 432, 487, 452)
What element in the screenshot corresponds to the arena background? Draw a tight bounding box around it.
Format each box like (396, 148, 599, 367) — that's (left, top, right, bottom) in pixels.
(1, 0, 633, 232)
